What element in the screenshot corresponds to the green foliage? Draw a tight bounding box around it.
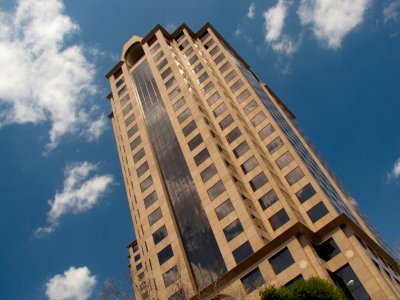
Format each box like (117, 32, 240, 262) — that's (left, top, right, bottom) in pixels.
(260, 277, 347, 300)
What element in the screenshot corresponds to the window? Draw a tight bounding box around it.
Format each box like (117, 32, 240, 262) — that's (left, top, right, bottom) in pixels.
(193, 63, 204, 74)
(214, 53, 225, 65)
(118, 85, 127, 96)
(202, 81, 214, 94)
(188, 55, 198, 65)
(259, 124, 275, 139)
(194, 148, 210, 166)
(125, 114, 135, 127)
(241, 156, 259, 174)
(200, 164, 218, 182)
(267, 137, 284, 154)
(153, 225, 168, 245)
(207, 180, 225, 200)
(136, 262, 143, 271)
(134, 253, 140, 262)
(182, 120, 196, 137)
(177, 108, 191, 124)
(243, 100, 258, 114)
(285, 167, 305, 185)
(223, 219, 244, 242)
(168, 86, 181, 100)
(161, 68, 172, 81)
(164, 76, 176, 90)
(168, 290, 185, 300)
(150, 43, 160, 54)
(133, 148, 145, 163)
(148, 207, 162, 226)
(284, 275, 304, 289)
(226, 127, 242, 144)
(137, 161, 149, 177)
(276, 151, 294, 169)
(178, 39, 189, 50)
(140, 175, 153, 192)
(219, 61, 231, 74)
(198, 72, 209, 84)
(175, 31, 184, 42)
(188, 134, 203, 150)
(233, 241, 254, 264)
(307, 202, 329, 222)
(295, 183, 316, 203)
(153, 50, 164, 62)
(120, 94, 130, 106)
(269, 247, 294, 274)
(144, 191, 157, 209)
(172, 97, 186, 112)
(215, 199, 234, 220)
(127, 124, 138, 138)
(163, 265, 179, 288)
(241, 268, 265, 293)
(116, 77, 125, 88)
(204, 38, 215, 49)
(225, 70, 237, 83)
(183, 47, 193, 57)
(219, 114, 234, 130)
(209, 45, 220, 56)
(233, 141, 250, 158)
(269, 209, 290, 230)
(249, 172, 268, 191)
(122, 103, 133, 116)
(251, 111, 266, 127)
(230, 79, 244, 93)
(314, 237, 340, 261)
(213, 103, 227, 117)
(130, 136, 142, 151)
(259, 189, 278, 210)
(157, 244, 174, 265)
(199, 30, 210, 42)
(157, 58, 168, 71)
(207, 92, 221, 106)
(237, 89, 251, 102)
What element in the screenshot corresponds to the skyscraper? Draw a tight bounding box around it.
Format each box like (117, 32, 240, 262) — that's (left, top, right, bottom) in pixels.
(105, 23, 400, 299)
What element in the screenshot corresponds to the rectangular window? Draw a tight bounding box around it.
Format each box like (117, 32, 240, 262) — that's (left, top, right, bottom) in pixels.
(140, 175, 153, 192)
(163, 265, 179, 288)
(285, 167, 305, 185)
(193, 63, 204, 74)
(133, 148, 145, 163)
(225, 70, 237, 83)
(199, 30, 210, 42)
(226, 127, 242, 144)
(153, 225, 168, 245)
(182, 120, 196, 137)
(233, 141, 250, 158)
(127, 124, 138, 138)
(136, 262, 143, 271)
(233, 241, 254, 264)
(178, 39, 189, 50)
(269, 209, 290, 230)
(144, 191, 158, 209)
(194, 148, 210, 166)
(125, 114, 135, 127)
(118, 85, 127, 97)
(122, 103, 133, 116)
(284, 275, 304, 289)
(214, 53, 225, 65)
(243, 100, 258, 114)
(230, 79, 244, 93)
(251, 111, 266, 127)
(148, 207, 162, 226)
(175, 31, 184, 42)
(134, 253, 140, 262)
(188, 54, 198, 65)
(204, 38, 215, 49)
(177, 108, 191, 124)
(200, 164, 218, 183)
(223, 219, 244, 242)
(157, 244, 174, 265)
(209, 45, 220, 56)
(259, 189, 278, 210)
(236, 89, 251, 102)
(201, 81, 214, 94)
(172, 97, 186, 111)
(137, 161, 149, 178)
(153, 50, 164, 62)
(198, 72, 209, 84)
(116, 77, 125, 88)
(161, 67, 172, 80)
(219, 114, 234, 130)
(157, 58, 168, 71)
(259, 124, 275, 139)
(267, 137, 284, 154)
(213, 103, 227, 118)
(188, 134, 203, 151)
(295, 183, 316, 203)
(249, 172, 268, 191)
(164, 76, 176, 90)
(168, 86, 181, 100)
(130, 136, 142, 151)
(183, 47, 193, 57)
(307, 202, 329, 223)
(314, 237, 340, 262)
(150, 43, 160, 54)
(207, 180, 225, 200)
(219, 61, 231, 74)
(215, 199, 234, 220)
(269, 247, 294, 274)
(207, 92, 221, 106)
(276, 151, 294, 169)
(241, 268, 265, 293)
(241, 156, 259, 174)
(120, 94, 130, 106)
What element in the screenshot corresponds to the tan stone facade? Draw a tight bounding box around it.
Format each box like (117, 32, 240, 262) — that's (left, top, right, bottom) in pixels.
(105, 23, 400, 300)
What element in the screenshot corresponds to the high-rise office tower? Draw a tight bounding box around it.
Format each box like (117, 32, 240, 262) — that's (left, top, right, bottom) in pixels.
(105, 24, 400, 300)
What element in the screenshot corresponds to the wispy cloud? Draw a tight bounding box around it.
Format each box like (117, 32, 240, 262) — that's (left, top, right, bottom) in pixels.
(298, 0, 371, 49)
(384, 0, 400, 23)
(45, 266, 97, 300)
(387, 157, 400, 181)
(0, 0, 107, 151)
(165, 23, 177, 32)
(35, 161, 113, 237)
(247, 2, 256, 19)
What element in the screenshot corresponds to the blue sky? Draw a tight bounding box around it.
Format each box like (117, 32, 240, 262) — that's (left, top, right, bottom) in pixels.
(0, 0, 399, 299)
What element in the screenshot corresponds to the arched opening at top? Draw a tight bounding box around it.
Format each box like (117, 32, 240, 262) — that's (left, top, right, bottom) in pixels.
(124, 41, 145, 68)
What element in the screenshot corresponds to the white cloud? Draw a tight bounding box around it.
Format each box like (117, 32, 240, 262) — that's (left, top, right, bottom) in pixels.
(235, 28, 242, 36)
(384, 0, 400, 22)
(387, 157, 400, 181)
(35, 161, 113, 236)
(0, 0, 107, 150)
(165, 23, 177, 32)
(298, 0, 370, 49)
(46, 266, 97, 300)
(247, 2, 256, 19)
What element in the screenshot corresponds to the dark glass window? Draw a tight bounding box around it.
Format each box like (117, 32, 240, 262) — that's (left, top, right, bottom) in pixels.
(269, 247, 294, 274)
(230, 79, 244, 93)
(215, 199, 234, 220)
(175, 31, 184, 42)
(241, 268, 265, 293)
(204, 38, 215, 49)
(259, 189, 278, 210)
(161, 67, 172, 80)
(236, 89, 251, 102)
(168, 86, 181, 100)
(130, 136, 142, 151)
(209, 45, 220, 56)
(226, 127, 242, 144)
(200, 164, 218, 183)
(125, 114, 135, 127)
(144, 191, 158, 208)
(284, 275, 304, 289)
(225, 70, 237, 83)
(214, 53, 225, 65)
(137, 272, 144, 280)
(172, 97, 186, 112)
(267, 137, 284, 154)
(188, 55, 198, 65)
(213, 103, 227, 117)
(223, 219, 244, 242)
(295, 183, 316, 203)
(118, 85, 127, 97)
(178, 39, 189, 50)
(116, 77, 125, 88)
(120, 94, 130, 106)
(258, 124, 275, 139)
(133, 148, 145, 163)
(157, 58, 168, 71)
(153, 50, 164, 62)
(276, 151, 294, 169)
(183, 47, 193, 57)
(251, 111, 266, 127)
(188, 134, 203, 151)
(153, 225, 168, 245)
(177, 108, 191, 124)
(157, 244, 174, 265)
(134, 253, 140, 262)
(286, 167, 305, 185)
(140, 175, 153, 192)
(219, 61, 231, 74)
(199, 30, 210, 42)
(241, 156, 258, 174)
(113, 68, 123, 79)
(132, 244, 139, 253)
(314, 237, 340, 261)
(193, 63, 204, 74)
(136, 262, 143, 271)
(198, 72, 209, 84)
(249, 172, 268, 191)
(137, 161, 149, 177)
(168, 290, 185, 300)
(233, 241, 254, 264)
(164, 76, 176, 90)
(219, 114, 234, 130)
(122, 103, 133, 116)
(269, 209, 290, 230)
(148, 207, 162, 226)
(194, 148, 210, 166)
(244, 100, 258, 114)
(207, 92, 221, 106)
(307, 202, 329, 222)
(127, 124, 138, 138)
(207, 180, 225, 200)
(150, 43, 160, 54)
(182, 120, 196, 137)
(233, 141, 250, 158)
(163, 265, 179, 288)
